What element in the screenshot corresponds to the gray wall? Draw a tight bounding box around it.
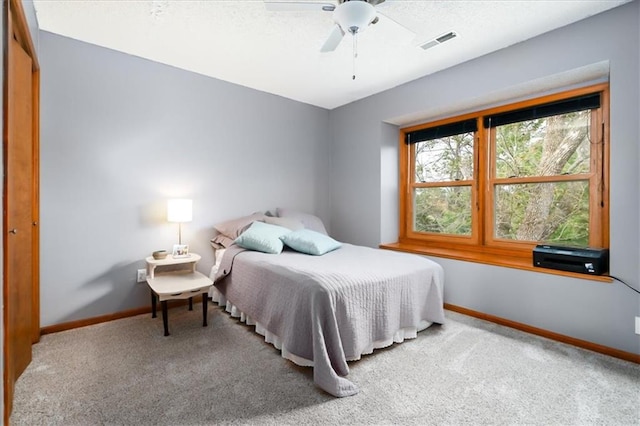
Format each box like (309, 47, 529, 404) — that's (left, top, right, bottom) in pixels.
(329, 1, 640, 355)
(39, 32, 331, 326)
(23, 0, 38, 53)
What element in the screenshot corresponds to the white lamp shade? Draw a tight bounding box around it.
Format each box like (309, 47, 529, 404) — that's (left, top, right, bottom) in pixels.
(167, 199, 192, 223)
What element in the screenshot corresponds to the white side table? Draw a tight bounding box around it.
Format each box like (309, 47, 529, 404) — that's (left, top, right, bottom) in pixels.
(145, 253, 213, 336)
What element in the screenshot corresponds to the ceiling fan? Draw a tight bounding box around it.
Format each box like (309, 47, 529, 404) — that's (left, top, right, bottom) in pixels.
(264, 0, 410, 52)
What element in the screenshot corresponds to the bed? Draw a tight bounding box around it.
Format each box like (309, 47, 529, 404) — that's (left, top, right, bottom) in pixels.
(208, 209, 445, 397)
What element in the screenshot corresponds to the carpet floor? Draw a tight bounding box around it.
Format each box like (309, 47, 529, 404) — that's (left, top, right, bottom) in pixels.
(10, 305, 640, 425)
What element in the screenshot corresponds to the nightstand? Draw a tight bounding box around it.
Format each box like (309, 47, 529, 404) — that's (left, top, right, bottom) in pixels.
(145, 253, 213, 336)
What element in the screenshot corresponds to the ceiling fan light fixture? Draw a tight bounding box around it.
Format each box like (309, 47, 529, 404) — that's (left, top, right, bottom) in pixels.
(334, 0, 376, 34)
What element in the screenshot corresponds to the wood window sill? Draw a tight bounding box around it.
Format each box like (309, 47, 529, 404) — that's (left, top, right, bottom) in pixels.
(379, 242, 612, 283)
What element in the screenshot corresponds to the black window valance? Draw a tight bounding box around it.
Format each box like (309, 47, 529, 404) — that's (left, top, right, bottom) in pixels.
(405, 119, 477, 145)
(483, 93, 601, 128)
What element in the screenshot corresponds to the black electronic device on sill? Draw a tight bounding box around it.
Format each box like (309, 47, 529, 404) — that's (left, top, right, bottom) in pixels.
(533, 245, 609, 275)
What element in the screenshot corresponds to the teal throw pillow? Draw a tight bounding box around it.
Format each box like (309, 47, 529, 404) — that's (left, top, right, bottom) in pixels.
(280, 229, 342, 256)
(234, 221, 291, 254)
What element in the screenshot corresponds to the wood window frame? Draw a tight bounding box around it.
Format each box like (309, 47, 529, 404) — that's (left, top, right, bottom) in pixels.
(385, 84, 610, 281)
(404, 112, 481, 247)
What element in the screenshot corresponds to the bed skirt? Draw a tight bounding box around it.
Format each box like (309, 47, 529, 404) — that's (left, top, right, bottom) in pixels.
(209, 284, 433, 368)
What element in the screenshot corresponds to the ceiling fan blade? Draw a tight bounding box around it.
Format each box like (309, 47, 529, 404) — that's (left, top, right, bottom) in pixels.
(368, 0, 386, 6)
(376, 10, 415, 35)
(264, 1, 336, 12)
(320, 24, 345, 52)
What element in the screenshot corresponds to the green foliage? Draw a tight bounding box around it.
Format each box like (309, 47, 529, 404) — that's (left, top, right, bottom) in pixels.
(414, 187, 471, 235)
(494, 182, 589, 245)
(495, 111, 590, 178)
(495, 119, 543, 178)
(415, 133, 474, 182)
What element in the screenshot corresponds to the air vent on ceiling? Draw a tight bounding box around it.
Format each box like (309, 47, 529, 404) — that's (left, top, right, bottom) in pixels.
(419, 31, 457, 51)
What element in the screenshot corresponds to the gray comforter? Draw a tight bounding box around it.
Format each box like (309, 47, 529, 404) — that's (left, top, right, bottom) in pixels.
(214, 243, 445, 397)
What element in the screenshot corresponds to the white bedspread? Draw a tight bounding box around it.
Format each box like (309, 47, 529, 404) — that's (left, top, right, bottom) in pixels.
(212, 243, 445, 397)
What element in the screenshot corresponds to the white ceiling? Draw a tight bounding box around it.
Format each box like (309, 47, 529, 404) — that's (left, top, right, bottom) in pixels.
(32, 0, 631, 110)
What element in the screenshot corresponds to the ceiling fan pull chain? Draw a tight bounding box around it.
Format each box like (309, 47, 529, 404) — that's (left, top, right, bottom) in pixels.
(352, 31, 358, 80)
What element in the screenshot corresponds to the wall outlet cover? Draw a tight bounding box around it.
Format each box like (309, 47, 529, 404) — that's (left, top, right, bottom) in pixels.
(137, 269, 147, 283)
(635, 316, 640, 335)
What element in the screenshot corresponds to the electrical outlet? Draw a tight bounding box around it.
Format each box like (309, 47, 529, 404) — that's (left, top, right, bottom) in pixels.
(635, 316, 640, 336)
(137, 269, 147, 283)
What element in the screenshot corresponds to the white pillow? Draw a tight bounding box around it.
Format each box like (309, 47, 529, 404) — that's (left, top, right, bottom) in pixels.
(234, 221, 291, 254)
(280, 229, 341, 256)
(264, 216, 305, 231)
(276, 208, 328, 235)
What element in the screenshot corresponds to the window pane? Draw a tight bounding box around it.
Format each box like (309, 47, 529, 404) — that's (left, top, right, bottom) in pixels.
(494, 181, 589, 246)
(414, 187, 471, 235)
(414, 132, 474, 183)
(495, 111, 591, 179)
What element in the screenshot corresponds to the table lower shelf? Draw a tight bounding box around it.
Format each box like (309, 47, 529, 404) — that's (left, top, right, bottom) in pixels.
(146, 271, 213, 336)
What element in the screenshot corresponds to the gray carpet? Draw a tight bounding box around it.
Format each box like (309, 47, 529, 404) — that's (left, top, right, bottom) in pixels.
(11, 305, 640, 425)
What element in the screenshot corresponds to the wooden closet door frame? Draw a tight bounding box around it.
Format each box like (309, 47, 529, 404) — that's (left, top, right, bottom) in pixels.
(3, 0, 40, 421)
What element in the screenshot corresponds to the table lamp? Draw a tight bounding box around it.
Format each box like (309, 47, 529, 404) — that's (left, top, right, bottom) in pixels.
(167, 198, 192, 245)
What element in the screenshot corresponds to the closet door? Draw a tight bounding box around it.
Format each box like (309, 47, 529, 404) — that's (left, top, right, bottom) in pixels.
(5, 32, 34, 388)
(3, 0, 40, 419)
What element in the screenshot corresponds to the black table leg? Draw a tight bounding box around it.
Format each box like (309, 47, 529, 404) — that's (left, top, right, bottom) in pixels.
(189, 297, 193, 311)
(151, 291, 157, 318)
(162, 300, 169, 336)
(202, 293, 208, 327)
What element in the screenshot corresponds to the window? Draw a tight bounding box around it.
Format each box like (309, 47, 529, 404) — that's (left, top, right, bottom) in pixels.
(397, 84, 609, 269)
